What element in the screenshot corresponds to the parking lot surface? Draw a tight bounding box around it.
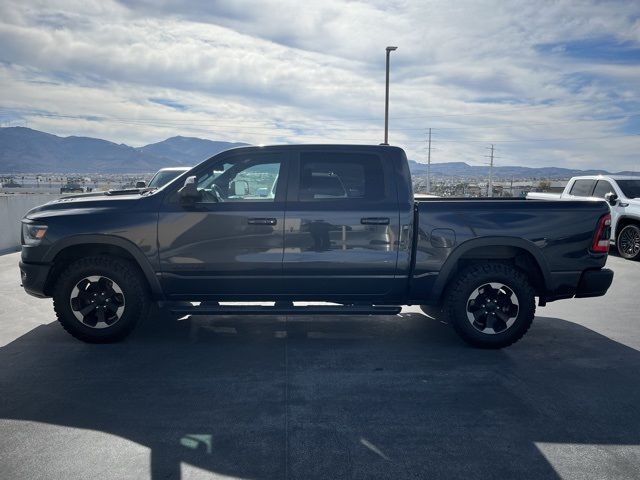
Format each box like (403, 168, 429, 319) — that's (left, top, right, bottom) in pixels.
(1, 251, 639, 480)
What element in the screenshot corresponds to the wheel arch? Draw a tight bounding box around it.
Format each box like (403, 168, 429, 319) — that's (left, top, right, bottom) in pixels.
(431, 237, 551, 303)
(43, 235, 163, 299)
(615, 216, 640, 238)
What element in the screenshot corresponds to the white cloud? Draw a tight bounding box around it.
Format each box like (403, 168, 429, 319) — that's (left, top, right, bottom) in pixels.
(0, 0, 639, 170)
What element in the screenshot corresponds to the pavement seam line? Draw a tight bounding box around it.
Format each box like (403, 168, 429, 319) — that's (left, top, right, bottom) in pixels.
(284, 314, 289, 480)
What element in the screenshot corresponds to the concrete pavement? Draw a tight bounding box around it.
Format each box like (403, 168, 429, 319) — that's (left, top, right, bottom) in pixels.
(1, 251, 639, 479)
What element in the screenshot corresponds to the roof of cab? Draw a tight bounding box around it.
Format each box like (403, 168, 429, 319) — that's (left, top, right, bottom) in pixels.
(570, 174, 640, 181)
(220, 144, 405, 154)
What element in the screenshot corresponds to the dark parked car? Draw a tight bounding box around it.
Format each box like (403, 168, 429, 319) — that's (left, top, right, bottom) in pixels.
(19, 145, 613, 348)
(60, 177, 88, 194)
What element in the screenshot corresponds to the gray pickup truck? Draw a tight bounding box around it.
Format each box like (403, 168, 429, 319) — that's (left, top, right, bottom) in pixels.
(19, 145, 613, 348)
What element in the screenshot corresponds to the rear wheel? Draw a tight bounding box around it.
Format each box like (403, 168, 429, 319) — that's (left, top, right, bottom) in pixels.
(53, 256, 150, 343)
(617, 224, 640, 260)
(444, 263, 536, 349)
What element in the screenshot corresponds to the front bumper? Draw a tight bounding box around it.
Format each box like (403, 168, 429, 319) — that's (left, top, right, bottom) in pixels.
(575, 268, 614, 298)
(19, 261, 52, 298)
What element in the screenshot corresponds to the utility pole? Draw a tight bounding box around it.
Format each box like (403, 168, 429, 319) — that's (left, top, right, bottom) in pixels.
(426, 127, 432, 194)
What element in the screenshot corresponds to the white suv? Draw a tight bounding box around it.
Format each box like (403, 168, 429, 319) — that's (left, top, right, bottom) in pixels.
(561, 176, 640, 260)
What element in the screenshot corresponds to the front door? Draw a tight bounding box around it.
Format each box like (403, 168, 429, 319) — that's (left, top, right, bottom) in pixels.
(157, 150, 289, 299)
(281, 149, 400, 298)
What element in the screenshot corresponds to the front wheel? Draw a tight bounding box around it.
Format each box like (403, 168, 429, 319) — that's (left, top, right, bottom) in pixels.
(444, 263, 536, 349)
(53, 256, 150, 343)
(617, 224, 640, 260)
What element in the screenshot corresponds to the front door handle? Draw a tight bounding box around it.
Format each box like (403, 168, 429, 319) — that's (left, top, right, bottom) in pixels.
(248, 217, 277, 225)
(361, 217, 390, 225)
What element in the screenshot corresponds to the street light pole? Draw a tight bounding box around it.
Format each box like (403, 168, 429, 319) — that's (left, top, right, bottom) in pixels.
(426, 127, 431, 193)
(383, 46, 397, 145)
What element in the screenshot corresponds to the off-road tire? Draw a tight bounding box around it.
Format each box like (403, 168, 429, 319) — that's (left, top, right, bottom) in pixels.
(444, 263, 536, 349)
(53, 255, 150, 343)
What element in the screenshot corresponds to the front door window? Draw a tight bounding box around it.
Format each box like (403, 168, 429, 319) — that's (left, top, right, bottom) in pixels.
(196, 157, 282, 203)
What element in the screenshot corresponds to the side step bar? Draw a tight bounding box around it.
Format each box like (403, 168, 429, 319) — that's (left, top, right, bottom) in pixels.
(170, 304, 402, 316)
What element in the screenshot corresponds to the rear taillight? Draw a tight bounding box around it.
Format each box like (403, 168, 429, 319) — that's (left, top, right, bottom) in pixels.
(591, 213, 611, 253)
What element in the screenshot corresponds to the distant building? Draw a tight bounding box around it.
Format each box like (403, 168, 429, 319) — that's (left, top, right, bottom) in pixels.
(467, 185, 482, 197)
(495, 181, 535, 198)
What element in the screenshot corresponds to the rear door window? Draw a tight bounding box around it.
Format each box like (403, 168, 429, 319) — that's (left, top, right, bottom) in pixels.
(569, 180, 596, 197)
(298, 152, 385, 201)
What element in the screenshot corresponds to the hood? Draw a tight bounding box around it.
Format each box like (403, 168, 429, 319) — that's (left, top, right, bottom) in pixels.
(57, 187, 147, 200)
(24, 190, 146, 220)
(55, 190, 110, 200)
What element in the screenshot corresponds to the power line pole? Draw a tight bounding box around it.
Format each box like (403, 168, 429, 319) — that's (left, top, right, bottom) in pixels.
(426, 127, 432, 194)
(487, 144, 494, 197)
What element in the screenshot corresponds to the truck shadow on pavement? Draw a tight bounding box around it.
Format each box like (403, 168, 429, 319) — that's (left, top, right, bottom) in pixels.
(1, 311, 640, 479)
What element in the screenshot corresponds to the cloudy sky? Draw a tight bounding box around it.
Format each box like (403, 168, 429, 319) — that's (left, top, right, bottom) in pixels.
(1, 0, 639, 170)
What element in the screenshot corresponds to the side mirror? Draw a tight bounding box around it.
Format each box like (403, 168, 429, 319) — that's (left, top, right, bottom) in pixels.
(230, 180, 249, 196)
(604, 192, 618, 206)
(178, 176, 201, 203)
(135, 181, 146, 188)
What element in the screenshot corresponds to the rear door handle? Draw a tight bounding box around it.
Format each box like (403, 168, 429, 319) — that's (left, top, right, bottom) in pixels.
(248, 217, 277, 225)
(361, 217, 390, 225)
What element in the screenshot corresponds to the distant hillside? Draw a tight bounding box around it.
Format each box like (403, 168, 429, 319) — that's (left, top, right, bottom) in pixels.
(0, 127, 634, 177)
(0, 127, 247, 173)
(407, 160, 636, 180)
(139, 136, 248, 166)
(0, 127, 164, 173)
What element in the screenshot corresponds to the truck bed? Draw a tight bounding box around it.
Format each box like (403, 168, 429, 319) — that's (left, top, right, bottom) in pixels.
(410, 197, 610, 302)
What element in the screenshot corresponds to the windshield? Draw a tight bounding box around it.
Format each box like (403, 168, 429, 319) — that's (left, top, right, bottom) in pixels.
(148, 170, 186, 188)
(617, 180, 640, 199)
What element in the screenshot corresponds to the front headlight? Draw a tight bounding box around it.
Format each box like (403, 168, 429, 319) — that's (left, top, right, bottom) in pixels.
(22, 223, 48, 245)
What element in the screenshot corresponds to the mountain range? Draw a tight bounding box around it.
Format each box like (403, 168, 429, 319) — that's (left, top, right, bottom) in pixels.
(0, 127, 247, 173)
(0, 127, 635, 178)
(407, 160, 637, 179)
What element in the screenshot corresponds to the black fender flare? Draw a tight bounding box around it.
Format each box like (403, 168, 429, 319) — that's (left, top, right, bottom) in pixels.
(44, 234, 164, 298)
(430, 236, 552, 301)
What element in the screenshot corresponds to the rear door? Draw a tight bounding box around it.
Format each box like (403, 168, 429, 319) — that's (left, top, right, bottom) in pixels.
(282, 149, 400, 297)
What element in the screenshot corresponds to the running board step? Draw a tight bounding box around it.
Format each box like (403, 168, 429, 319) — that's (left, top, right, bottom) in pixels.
(171, 305, 402, 316)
